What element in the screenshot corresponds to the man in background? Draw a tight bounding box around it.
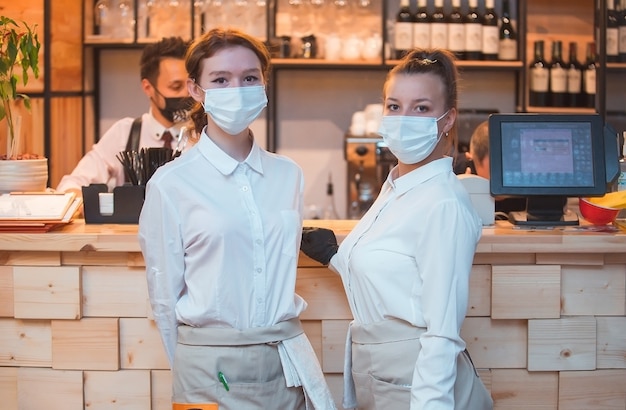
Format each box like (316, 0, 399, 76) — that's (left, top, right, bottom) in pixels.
(466, 120, 527, 215)
(56, 36, 192, 195)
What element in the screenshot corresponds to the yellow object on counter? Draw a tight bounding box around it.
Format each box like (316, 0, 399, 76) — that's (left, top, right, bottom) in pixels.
(587, 191, 626, 209)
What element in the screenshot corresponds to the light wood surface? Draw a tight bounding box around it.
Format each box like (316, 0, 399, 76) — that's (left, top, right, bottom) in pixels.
(0, 219, 625, 409)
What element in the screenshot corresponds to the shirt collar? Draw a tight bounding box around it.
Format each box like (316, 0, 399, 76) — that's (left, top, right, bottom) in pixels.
(197, 128, 264, 176)
(146, 109, 183, 141)
(388, 157, 453, 195)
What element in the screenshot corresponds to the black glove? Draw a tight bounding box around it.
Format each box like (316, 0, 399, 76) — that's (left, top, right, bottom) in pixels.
(301, 227, 338, 266)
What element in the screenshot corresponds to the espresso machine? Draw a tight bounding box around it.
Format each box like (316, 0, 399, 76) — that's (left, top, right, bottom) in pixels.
(344, 135, 397, 219)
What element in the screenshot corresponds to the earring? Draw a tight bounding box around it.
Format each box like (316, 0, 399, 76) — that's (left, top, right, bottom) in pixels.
(445, 132, 449, 137)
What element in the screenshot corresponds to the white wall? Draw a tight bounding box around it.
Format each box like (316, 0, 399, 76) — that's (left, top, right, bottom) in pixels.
(99, 50, 519, 218)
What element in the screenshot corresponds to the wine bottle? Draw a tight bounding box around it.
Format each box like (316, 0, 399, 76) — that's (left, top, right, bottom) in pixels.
(430, 0, 448, 50)
(619, 0, 626, 62)
(529, 40, 549, 107)
(394, 0, 414, 59)
(566, 42, 583, 108)
(482, 0, 499, 60)
(549, 41, 567, 107)
(448, 0, 465, 59)
(498, 0, 517, 60)
(608, 0, 619, 63)
(414, 0, 431, 49)
(464, 0, 483, 60)
(582, 42, 597, 109)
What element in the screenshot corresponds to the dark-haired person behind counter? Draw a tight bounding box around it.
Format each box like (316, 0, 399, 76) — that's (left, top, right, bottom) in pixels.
(465, 120, 527, 216)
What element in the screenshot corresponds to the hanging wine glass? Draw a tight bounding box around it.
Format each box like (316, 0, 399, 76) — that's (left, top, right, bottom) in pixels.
(310, 0, 324, 7)
(334, 0, 348, 8)
(356, 0, 369, 7)
(93, 0, 111, 36)
(117, 0, 136, 40)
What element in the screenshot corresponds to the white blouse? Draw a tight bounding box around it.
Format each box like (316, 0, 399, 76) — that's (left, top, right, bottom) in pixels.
(330, 157, 482, 409)
(139, 131, 306, 364)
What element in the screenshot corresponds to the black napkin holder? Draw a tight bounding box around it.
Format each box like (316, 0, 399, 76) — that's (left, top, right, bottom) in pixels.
(82, 184, 145, 224)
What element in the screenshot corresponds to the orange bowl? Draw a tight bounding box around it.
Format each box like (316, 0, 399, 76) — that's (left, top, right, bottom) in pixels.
(579, 197, 620, 225)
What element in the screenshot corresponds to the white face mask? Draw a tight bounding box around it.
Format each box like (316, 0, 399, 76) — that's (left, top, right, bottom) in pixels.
(200, 85, 268, 135)
(377, 110, 449, 164)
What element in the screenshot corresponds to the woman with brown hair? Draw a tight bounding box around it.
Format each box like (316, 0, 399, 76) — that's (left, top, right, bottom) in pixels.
(139, 27, 335, 410)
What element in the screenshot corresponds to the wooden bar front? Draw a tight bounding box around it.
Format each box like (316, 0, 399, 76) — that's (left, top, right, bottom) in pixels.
(0, 220, 625, 409)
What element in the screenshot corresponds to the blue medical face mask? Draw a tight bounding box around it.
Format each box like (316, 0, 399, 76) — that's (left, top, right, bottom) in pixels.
(377, 110, 450, 164)
(199, 85, 268, 135)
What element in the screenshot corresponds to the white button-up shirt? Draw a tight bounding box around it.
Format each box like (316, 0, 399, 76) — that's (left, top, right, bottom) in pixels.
(330, 157, 482, 409)
(138, 131, 306, 364)
(56, 110, 184, 193)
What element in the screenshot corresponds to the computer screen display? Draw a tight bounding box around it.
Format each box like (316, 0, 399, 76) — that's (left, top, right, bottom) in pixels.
(490, 114, 606, 197)
(489, 113, 607, 225)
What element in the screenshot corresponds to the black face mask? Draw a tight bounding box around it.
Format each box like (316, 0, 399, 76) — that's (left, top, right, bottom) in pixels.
(152, 84, 193, 123)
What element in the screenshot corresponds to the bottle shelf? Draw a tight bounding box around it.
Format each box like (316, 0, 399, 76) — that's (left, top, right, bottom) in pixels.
(607, 62, 626, 71)
(526, 106, 597, 114)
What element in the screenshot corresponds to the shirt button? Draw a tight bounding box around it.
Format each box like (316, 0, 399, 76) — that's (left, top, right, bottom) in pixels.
(256, 239, 262, 245)
(256, 268, 262, 273)
(257, 298, 263, 304)
(242, 186, 249, 192)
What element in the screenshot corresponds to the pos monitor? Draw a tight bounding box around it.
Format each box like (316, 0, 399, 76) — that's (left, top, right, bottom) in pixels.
(488, 113, 608, 226)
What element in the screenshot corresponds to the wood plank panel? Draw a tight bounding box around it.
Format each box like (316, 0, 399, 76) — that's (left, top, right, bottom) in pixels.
(492, 265, 561, 319)
(302, 319, 323, 363)
(0, 367, 18, 410)
(473, 253, 535, 266)
(528, 317, 596, 371)
(84, 370, 151, 409)
(13, 266, 81, 320)
(0, 318, 51, 367)
(119, 318, 169, 370)
(296, 267, 352, 320)
(490, 369, 558, 410)
(325, 373, 345, 410)
(0, 0, 45, 93)
(561, 264, 626, 316)
(468, 264, 491, 317)
(62, 251, 131, 266)
(49, 0, 83, 92)
(558, 370, 626, 409)
(17, 367, 83, 410)
(0, 98, 45, 158)
(537, 253, 605, 266)
(596, 317, 626, 369)
(49, 97, 84, 189)
(461, 318, 527, 369)
(51, 318, 119, 370)
(151, 370, 173, 410)
(321, 319, 350, 373)
(83, 95, 96, 156)
(0, 266, 14, 317)
(0, 251, 60, 266)
(81, 265, 149, 318)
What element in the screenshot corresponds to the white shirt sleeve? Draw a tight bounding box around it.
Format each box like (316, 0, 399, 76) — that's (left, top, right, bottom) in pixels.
(138, 180, 186, 366)
(411, 199, 479, 409)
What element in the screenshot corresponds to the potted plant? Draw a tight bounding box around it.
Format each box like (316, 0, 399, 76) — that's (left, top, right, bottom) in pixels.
(0, 15, 47, 192)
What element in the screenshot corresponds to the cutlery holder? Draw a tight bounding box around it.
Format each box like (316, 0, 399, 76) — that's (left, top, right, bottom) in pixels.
(82, 183, 145, 224)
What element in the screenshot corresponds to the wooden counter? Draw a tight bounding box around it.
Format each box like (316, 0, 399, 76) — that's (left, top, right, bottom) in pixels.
(1, 220, 625, 409)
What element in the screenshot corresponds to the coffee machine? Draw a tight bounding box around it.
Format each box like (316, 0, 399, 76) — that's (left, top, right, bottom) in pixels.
(344, 135, 397, 219)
